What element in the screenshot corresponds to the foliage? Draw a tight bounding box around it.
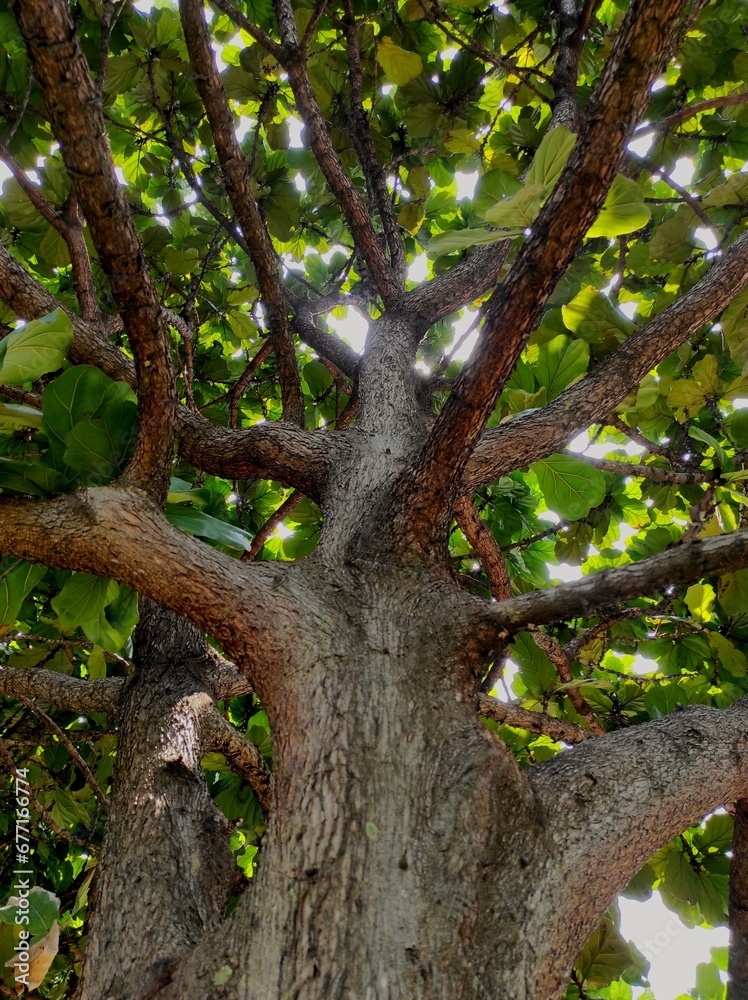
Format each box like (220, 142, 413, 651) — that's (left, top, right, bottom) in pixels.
(0, 0, 746, 994)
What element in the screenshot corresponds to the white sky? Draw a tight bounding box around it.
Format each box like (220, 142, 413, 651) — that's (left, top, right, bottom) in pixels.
(621, 895, 728, 998)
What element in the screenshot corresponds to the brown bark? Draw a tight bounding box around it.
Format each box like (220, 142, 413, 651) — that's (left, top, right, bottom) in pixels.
(407, 0, 696, 543)
(77, 602, 243, 1000)
(13, 0, 177, 501)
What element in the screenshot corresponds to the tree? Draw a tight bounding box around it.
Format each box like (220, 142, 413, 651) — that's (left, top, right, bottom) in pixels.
(0, 0, 747, 995)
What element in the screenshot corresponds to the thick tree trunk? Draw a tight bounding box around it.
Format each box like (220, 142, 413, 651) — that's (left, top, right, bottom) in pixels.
(149, 563, 542, 1000)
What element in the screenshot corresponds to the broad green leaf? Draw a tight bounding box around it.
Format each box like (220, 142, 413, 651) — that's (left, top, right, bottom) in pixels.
(721, 287, 748, 369)
(718, 569, 748, 618)
(0, 402, 43, 429)
(42, 366, 137, 484)
(668, 379, 706, 417)
(166, 506, 252, 551)
(376, 37, 423, 86)
(532, 454, 607, 519)
(684, 583, 715, 623)
(535, 335, 589, 400)
(0, 559, 47, 625)
(708, 632, 747, 677)
(509, 632, 557, 699)
(483, 184, 545, 228)
(525, 125, 575, 189)
(0, 310, 73, 384)
(561, 287, 633, 349)
(575, 918, 645, 989)
(51, 573, 115, 629)
(0, 887, 59, 940)
(428, 228, 509, 257)
(587, 175, 651, 238)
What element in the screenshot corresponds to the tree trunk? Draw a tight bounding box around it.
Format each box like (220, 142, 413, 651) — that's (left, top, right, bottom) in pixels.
(144, 562, 542, 1000)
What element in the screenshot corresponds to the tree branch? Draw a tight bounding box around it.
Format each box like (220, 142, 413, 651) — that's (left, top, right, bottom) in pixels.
(0, 145, 100, 320)
(343, 0, 406, 286)
(0, 246, 330, 496)
(464, 228, 748, 489)
(0, 487, 296, 691)
(13, 0, 177, 500)
(524, 699, 748, 996)
(645, 92, 748, 132)
(18, 695, 110, 809)
(530, 628, 604, 734)
(570, 452, 715, 484)
(200, 708, 272, 811)
(407, 0, 696, 539)
(180, 0, 305, 426)
(477, 529, 748, 643)
(454, 495, 512, 600)
(0, 665, 123, 715)
(477, 693, 592, 745)
(273, 0, 401, 304)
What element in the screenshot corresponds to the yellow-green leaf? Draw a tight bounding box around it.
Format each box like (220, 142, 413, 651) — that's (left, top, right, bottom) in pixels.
(588, 175, 651, 238)
(376, 37, 423, 86)
(684, 583, 715, 623)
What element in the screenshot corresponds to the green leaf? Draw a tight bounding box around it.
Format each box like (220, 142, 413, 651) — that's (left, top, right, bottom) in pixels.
(166, 506, 252, 551)
(376, 37, 423, 86)
(721, 287, 748, 369)
(525, 125, 576, 189)
(51, 573, 115, 629)
(535, 335, 589, 400)
(587, 175, 651, 238)
(562, 288, 633, 349)
(575, 918, 645, 989)
(532, 454, 607, 519)
(0, 887, 59, 940)
(0, 559, 47, 625)
(0, 402, 43, 429)
(718, 569, 748, 617)
(509, 632, 558, 699)
(42, 366, 137, 484)
(684, 583, 715, 623)
(483, 184, 546, 228)
(428, 228, 509, 257)
(0, 310, 73, 384)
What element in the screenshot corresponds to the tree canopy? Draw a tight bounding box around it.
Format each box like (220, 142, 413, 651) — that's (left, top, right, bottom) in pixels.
(0, 0, 748, 996)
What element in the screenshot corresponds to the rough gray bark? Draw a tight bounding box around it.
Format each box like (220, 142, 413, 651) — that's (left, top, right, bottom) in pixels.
(77, 601, 243, 1000)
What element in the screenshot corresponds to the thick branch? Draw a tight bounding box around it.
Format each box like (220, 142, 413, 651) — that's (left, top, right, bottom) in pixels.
(478, 529, 748, 641)
(343, 1, 406, 285)
(13, 0, 177, 500)
(454, 495, 512, 600)
(180, 0, 304, 426)
(525, 699, 748, 997)
(0, 487, 295, 691)
(464, 228, 748, 489)
(408, 0, 695, 539)
(401, 239, 512, 333)
(0, 665, 123, 715)
(77, 602, 242, 1000)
